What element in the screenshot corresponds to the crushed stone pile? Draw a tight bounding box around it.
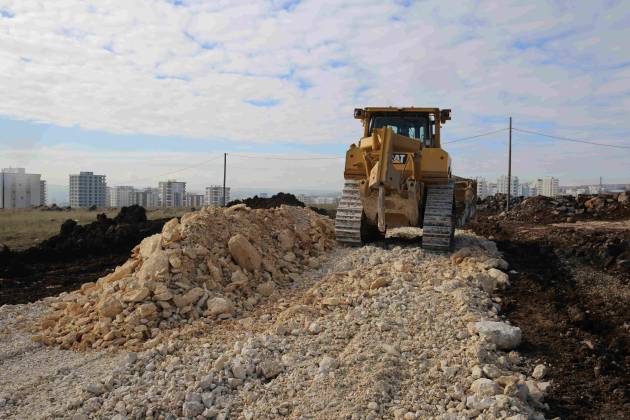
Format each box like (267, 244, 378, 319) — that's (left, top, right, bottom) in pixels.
(480, 192, 630, 224)
(2, 232, 551, 419)
(32, 205, 335, 352)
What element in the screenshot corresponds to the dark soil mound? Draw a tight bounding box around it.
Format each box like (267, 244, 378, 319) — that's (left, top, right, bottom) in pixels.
(228, 192, 306, 209)
(478, 193, 630, 224)
(0, 205, 170, 305)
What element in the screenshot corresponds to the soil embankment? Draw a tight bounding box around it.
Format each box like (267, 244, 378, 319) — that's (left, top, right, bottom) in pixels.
(471, 201, 630, 419)
(0, 206, 168, 305)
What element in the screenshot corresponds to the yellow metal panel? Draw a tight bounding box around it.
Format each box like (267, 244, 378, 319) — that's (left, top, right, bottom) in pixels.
(420, 148, 449, 176)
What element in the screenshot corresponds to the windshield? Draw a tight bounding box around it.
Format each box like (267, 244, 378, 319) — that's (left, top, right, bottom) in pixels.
(370, 114, 429, 141)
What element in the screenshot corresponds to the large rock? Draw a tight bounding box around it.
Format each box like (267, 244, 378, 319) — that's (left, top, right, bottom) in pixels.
(97, 297, 123, 318)
(173, 287, 205, 308)
(472, 321, 522, 350)
(228, 234, 262, 272)
(137, 249, 169, 281)
(470, 378, 502, 397)
(206, 297, 234, 316)
(122, 286, 150, 303)
(162, 218, 182, 242)
(487, 268, 509, 286)
(138, 234, 162, 259)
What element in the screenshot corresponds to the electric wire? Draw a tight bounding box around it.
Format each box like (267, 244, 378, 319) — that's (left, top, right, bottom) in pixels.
(443, 128, 508, 144)
(229, 153, 344, 161)
(512, 127, 630, 150)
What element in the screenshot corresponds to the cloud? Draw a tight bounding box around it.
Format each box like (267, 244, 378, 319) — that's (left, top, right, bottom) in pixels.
(0, 0, 629, 186)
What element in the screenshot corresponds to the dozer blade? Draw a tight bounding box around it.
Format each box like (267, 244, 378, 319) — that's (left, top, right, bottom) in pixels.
(335, 180, 363, 245)
(422, 182, 455, 252)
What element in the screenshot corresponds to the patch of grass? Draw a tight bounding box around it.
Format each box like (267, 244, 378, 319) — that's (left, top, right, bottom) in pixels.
(0, 207, 190, 251)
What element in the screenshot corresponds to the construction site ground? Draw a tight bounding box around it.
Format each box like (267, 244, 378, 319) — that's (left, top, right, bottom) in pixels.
(470, 212, 630, 419)
(0, 197, 628, 419)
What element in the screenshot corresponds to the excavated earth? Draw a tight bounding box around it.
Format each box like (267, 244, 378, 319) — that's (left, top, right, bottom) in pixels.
(470, 210, 630, 419)
(0, 206, 169, 306)
(0, 205, 550, 420)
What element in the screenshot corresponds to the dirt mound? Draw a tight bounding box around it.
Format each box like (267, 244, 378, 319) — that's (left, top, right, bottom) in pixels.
(227, 192, 305, 209)
(479, 193, 630, 224)
(0, 205, 169, 306)
(27, 205, 159, 260)
(33, 205, 334, 351)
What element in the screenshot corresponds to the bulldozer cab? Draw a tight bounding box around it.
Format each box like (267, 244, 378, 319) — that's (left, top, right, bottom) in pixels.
(369, 113, 431, 145)
(356, 107, 450, 148)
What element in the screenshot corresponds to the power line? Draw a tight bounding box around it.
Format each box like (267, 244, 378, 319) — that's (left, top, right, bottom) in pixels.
(230, 153, 344, 161)
(443, 128, 508, 144)
(513, 127, 630, 150)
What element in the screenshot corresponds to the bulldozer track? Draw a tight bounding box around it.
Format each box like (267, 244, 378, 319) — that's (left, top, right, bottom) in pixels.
(335, 180, 363, 245)
(422, 182, 455, 251)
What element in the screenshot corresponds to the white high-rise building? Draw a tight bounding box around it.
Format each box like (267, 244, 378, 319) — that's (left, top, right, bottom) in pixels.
(497, 175, 519, 196)
(158, 180, 186, 208)
(0, 168, 44, 208)
(69, 171, 107, 208)
(518, 182, 530, 197)
(205, 186, 230, 207)
(110, 186, 135, 208)
(185, 193, 205, 208)
(40, 180, 47, 206)
(541, 177, 559, 197)
(133, 188, 160, 208)
(476, 177, 489, 199)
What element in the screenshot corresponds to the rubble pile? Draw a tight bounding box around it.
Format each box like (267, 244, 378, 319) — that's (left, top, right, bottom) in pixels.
(2, 232, 550, 419)
(480, 192, 630, 224)
(32, 205, 334, 351)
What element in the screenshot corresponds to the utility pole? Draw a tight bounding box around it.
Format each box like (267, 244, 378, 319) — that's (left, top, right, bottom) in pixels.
(223, 153, 227, 207)
(507, 116, 512, 211)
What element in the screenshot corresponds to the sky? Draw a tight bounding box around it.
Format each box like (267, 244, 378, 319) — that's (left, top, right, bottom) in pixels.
(1, 0, 629, 194)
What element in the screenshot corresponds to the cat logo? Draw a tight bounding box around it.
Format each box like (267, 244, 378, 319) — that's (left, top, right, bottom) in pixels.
(392, 154, 407, 164)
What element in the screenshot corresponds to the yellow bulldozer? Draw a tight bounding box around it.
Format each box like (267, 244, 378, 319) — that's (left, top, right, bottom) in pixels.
(335, 107, 476, 251)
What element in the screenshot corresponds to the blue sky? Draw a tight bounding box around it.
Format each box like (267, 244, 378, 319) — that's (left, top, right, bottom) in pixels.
(1, 0, 629, 192)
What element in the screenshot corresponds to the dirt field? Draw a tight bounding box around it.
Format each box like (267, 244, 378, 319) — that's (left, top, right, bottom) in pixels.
(0, 207, 188, 251)
(470, 214, 630, 419)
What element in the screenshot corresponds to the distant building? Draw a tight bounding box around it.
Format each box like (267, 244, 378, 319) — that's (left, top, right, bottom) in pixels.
(106, 187, 113, 207)
(0, 167, 44, 208)
(186, 193, 205, 208)
(69, 171, 107, 208)
(497, 175, 519, 196)
(205, 185, 230, 207)
(133, 188, 160, 208)
(541, 177, 559, 197)
(518, 182, 530, 197)
(476, 177, 489, 199)
(110, 186, 135, 208)
(488, 182, 498, 196)
(259, 193, 269, 198)
(40, 180, 47, 206)
(158, 180, 186, 208)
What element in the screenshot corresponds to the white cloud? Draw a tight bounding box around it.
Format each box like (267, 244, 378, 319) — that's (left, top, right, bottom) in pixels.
(0, 0, 629, 185)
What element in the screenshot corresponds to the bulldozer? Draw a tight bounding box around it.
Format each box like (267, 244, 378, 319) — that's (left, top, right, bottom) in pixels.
(334, 107, 476, 251)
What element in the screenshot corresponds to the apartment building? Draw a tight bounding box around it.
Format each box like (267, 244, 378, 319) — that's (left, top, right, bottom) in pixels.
(0, 167, 43, 208)
(158, 180, 186, 208)
(69, 171, 107, 208)
(133, 188, 160, 208)
(205, 185, 230, 207)
(185, 193, 205, 208)
(109, 186, 135, 207)
(497, 175, 519, 196)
